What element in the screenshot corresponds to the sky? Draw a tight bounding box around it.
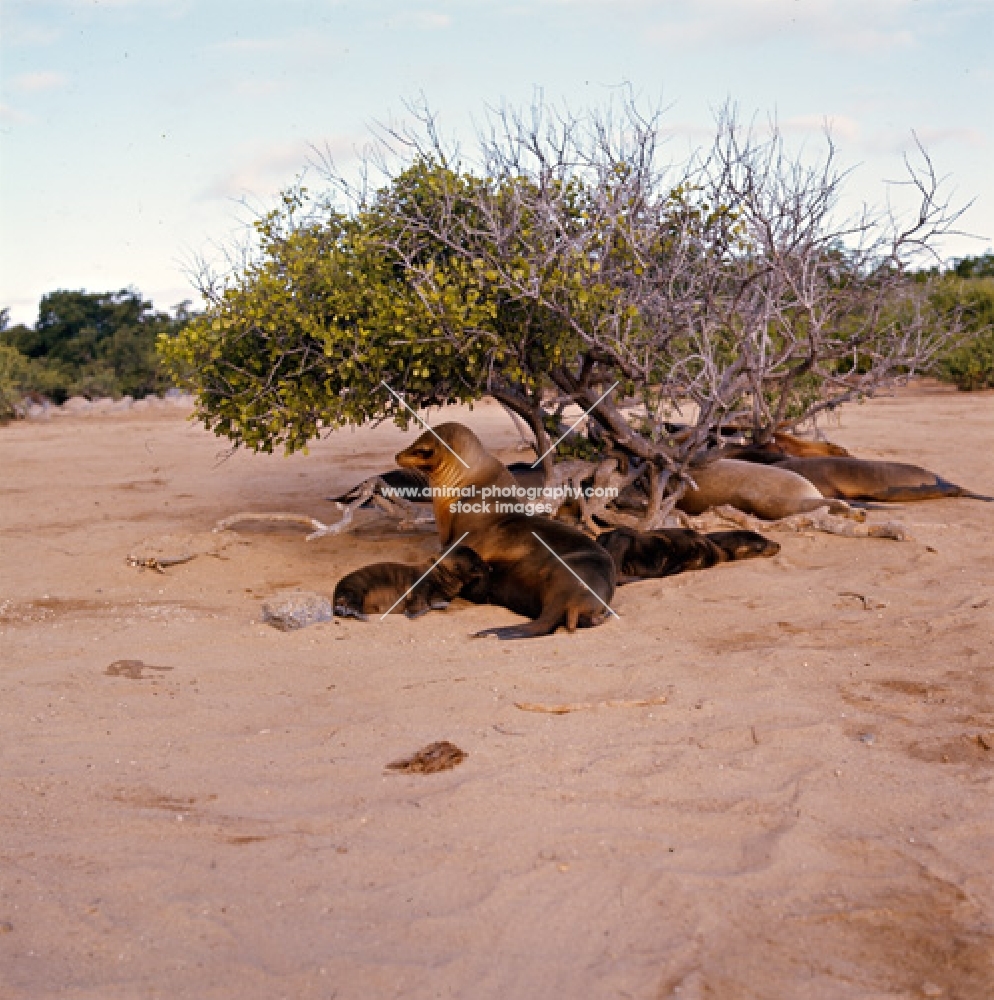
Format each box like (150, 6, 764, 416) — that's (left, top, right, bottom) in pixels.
(2, 0, 992, 324)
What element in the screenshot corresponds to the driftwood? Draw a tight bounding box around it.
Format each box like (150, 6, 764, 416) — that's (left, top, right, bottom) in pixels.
(214, 473, 436, 539)
(691, 505, 911, 541)
(214, 511, 344, 541)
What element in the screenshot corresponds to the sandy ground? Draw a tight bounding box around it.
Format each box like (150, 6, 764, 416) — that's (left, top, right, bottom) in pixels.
(1, 385, 992, 1000)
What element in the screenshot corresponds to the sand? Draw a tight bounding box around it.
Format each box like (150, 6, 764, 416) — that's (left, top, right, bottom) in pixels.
(1, 385, 992, 999)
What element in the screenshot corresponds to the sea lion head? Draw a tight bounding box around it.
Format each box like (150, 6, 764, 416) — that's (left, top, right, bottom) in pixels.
(709, 530, 781, 561)
(396, 423, 491, 488)
(433, 545, 490, 603)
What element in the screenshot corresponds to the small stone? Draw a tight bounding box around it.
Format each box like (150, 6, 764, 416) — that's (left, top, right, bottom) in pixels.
(0, 920, 13, 933)
(261, 592, 334, 631)
(859, 732, 875, 746)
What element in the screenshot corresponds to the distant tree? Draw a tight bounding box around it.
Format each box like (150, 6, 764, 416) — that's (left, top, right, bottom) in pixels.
(931, 256, 994, 390)
(952, 253, 994, 280)
(2, 289, 191, 402)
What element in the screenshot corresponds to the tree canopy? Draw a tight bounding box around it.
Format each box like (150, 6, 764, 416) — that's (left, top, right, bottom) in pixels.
(161, 100, 967, 525)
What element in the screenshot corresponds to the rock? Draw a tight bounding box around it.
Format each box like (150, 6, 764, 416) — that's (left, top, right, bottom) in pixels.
(110, 396, 134, 412)
(132, 398, 150, 411)
(62, 396, 92, 413)
(26, 403, 50, 419)
(90, 397, 115, 412)
(261, 591, 334, 631)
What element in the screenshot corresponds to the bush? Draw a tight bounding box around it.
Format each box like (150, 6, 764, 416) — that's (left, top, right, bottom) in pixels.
(0, 290, 193, 408)
(931, 272, 994, 390)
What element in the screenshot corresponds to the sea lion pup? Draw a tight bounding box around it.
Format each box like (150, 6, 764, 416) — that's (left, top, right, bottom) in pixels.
(677, 459, 855, 520)
(771, 457, 994, 503)
(396, 423, 616, 639)
(333, 546, 490, 621)
(597, 527, 779, 584)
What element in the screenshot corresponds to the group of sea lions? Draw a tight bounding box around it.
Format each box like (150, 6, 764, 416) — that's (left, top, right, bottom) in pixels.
(331, 423, 773, 638)
(329, 419, 990, 639)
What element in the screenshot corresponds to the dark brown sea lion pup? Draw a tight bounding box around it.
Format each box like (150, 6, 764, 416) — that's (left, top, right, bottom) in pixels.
(677, 459, 855, 520)
(598, 527, 780, 584)
(772, 457, 994, 503)
(333, 546, 490, 621)
(396, 423, 616, 639)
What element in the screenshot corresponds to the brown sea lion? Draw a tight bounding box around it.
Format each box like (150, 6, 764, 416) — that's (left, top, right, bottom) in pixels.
(597, 527, 780, 584)
(717, 431, 851, 465)
(772, 457, 994, 503)
(772, 431, 850, 458)
(333, 546, 490, 621)
(396, 423, 617, 639)
(677, 459, 855, 520)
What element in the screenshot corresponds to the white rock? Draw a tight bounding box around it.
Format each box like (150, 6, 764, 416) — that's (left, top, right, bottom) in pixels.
(261, 592, 334, 631)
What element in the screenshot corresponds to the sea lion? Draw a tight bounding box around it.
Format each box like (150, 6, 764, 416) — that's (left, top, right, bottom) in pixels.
(396, 423, 617, 639)
(715, 431, 851, 465)
(772, 457, 994, 503)
(597, 527, 780, 584)
(332, 546, 490, 621)
(772, 431, 850, 458)
(677, 459, 855, 520)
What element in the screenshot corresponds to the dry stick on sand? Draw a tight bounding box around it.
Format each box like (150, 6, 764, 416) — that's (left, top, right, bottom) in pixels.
(215, 477, 434, 539)
(515, 695, 668, 715)
(694, 505, 912, 541)
(214, 511, 340, 540)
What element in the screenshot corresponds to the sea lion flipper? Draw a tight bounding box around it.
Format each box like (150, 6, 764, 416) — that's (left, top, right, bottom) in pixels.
(333, 605, 369, 622)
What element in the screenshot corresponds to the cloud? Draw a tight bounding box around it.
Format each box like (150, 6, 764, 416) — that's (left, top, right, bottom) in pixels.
(0, 102, 32, 125)
(209, 30, 343, 60)
(914, 127, 986, 149)
(202, 136, 362, 203)
(860, 126, 989, 157)
(389, 11, 452, 29)
(10, 71, 67, 93)
(782, 114, 861, 143)
(631, 0, 935, 54)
